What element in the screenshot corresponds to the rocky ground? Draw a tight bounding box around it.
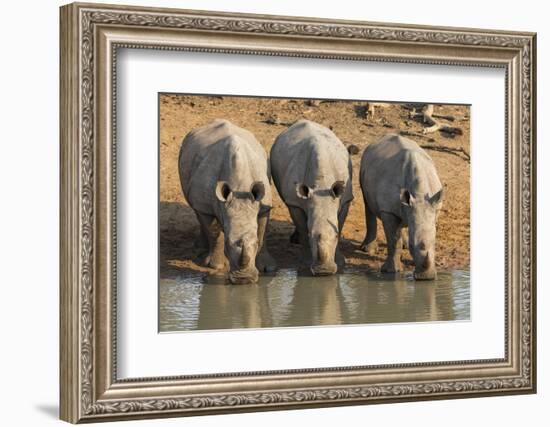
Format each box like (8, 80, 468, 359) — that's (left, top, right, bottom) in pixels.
(159, 94, 470, 278)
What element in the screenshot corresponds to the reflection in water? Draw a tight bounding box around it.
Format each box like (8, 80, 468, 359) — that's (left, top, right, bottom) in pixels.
(159, 270, 470, 332)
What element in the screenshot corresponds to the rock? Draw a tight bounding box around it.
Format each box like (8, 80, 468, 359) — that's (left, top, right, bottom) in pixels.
(347, 144, 360, 155)
(305, 99, 321, 107)
(264, 116, 280, 125)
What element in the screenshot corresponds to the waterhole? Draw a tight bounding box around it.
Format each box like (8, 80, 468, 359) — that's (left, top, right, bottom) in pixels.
(159, 269, 470, 332)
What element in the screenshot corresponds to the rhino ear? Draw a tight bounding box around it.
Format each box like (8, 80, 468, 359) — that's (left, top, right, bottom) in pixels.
(250, 181, 265, 202)
(215, 181, 232, 202)
(400, 189, 415, 206)
(331, 181, 346, 198)
(428, 188, 443, 206)
(296, 183, 311, 200)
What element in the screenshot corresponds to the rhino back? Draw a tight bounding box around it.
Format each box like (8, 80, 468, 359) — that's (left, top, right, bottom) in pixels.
(179, 119, 271, 215)
(271, 120, 352, 208)
(361, 134, 441, 217)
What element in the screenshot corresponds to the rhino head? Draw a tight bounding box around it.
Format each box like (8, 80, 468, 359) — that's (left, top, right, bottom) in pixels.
(215, 180, 266, 284)
(400, 188, 443, 280)
(296, 180, 346, 276)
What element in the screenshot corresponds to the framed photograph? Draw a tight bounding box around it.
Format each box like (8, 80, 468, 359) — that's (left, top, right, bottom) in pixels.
(60, 2, 536, 423)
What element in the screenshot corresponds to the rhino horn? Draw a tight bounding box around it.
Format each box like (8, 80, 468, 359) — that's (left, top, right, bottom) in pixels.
(423, 252, 431, 269)
(317, 240, 329, 264)
(240, 244, 252, 268)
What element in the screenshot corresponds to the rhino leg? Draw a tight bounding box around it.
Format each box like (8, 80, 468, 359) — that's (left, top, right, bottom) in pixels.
(289, 228, 300, 244)
(195, 212, 226, 271)
(255, 210, 277, 273)
(288, 206, 311, 266)
(401, 228, 409, 250)
(193, 211, 209, 257)
(380, 212, 404, 273)
(360, 200, 378, 255)
(335, 201, 351, 270)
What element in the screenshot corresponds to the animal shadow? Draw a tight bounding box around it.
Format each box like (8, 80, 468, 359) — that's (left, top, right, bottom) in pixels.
(159, 201, 205, 279)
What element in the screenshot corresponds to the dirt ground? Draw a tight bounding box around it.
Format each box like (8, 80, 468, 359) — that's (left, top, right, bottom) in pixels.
(159, 94, 470, 278)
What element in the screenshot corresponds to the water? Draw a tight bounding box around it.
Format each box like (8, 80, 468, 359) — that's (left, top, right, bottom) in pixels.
(159, 269, 470, 332)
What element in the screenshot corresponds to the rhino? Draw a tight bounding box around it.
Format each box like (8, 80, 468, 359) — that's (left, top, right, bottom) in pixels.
(178, 119, 276, 284)
(359, 134, 443, 280)
(270, 120, 353, 275)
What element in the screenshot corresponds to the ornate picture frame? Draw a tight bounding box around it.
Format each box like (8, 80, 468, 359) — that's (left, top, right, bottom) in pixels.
(60, 2, 536, 423)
